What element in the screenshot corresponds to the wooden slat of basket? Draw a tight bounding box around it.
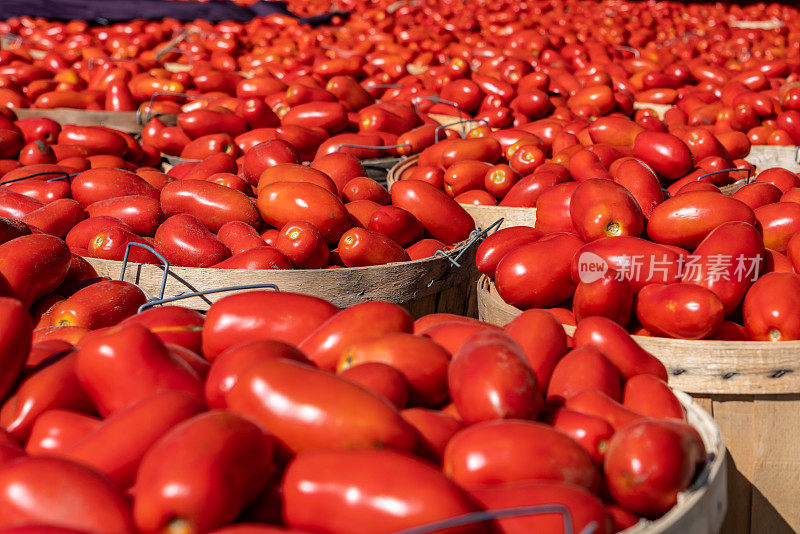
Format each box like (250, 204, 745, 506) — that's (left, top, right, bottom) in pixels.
(13, 108, 177, 133)
(85, 241, 478, 316)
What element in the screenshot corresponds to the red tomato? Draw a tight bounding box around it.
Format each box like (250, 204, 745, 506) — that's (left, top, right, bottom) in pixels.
(75, 323, 203, 416)
(623, 374, 685, 421)
(226, 358, 417, 454)
(547, 345, 622, 404)
(154, 213, 231, 267)
(0, 457, 135, 533)
(572, 316, 667, 381)
(298, 301, 412, 371)
(647, 191, 755, 249)
(743, 272, 800, 341)
(134, 411, 274, 533)
(282, 449, 477, 534)
(257, 182, 351, 245)
(635, 283, 725, 340)
(390, 179, 475, 245)
(443, 419, 599, 490)
(604, 419, 705, 517)
(495, 233, 584, 309)
(570, 179, 644, 241)
(337, 333, 449, 407)
(448, 331, 541, 423)
(201, 291, 338, 360)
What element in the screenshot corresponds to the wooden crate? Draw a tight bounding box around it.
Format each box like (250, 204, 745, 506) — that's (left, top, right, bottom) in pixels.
(477, 275, 800, 534)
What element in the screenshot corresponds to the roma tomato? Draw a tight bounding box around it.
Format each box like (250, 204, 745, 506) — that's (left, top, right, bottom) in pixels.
(632, 132, 693, 181)
(495, 233, 584, 309)
(282, 449, 477, 534)
(49, 280, 146, 330)
(338, 228, 409, 267)
(274, 221, 329, 269)
(201, 291, 338, 360)
(0, 457, 135, 533)
(0, 234, 71, 307)
(475, 226, 542, 278)
(257, 182, 351, 246)
(604, 419, 705, 517)
(573, 269, 634, 327)
(154, 214, 231, 267)
(570, 179, 644, 241)
(70, 168, 159, 208)
(466, 480, 612, 534)
(572, 316, 668, 380)
(548, 409, 616, 465)
(743, 272, 800, 341)
(443, 419, 599, 490)
(503, 309, 568, 391)
(623, 374, 684, 421)
(754, 202, 800, 253)
(646, 191, 755, 249)
(635, 283, 725, 340)
(75, 323, 203, 416)
(161, 180, 260, 233)
(57, 391, 203, 488)
(0, 297, 32, 404)
(134, 411, 274, 534)
(547, 345, 622, 404)
(339, 362, 409, 409)
(390, 179, 475, 245)
(337, 333, 450, 407)
(85, 195, 163, 237)
(298, 301, 412, 371)
(226, 358, 417, 454)
(117, 306, 205, 353)
(682, 221, 765, 315)
(448, 331, 541, 424)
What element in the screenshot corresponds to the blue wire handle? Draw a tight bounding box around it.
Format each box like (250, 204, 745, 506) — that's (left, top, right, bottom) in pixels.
(435, 118, 489, 143)
(137, 283, 279, 313)
(427, 218, 504, 288)
(412, 96, 463, 122)
(139, 91, 215, 125)
(392, 504, 592, 534)
(0, 170, 74, 186)
(119, 242, 170, 302)
(696, 167, 753, 184)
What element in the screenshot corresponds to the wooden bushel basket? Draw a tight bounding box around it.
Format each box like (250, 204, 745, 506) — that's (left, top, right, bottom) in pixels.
(476, 275, 800, 534)
(84, 233, 485, 318)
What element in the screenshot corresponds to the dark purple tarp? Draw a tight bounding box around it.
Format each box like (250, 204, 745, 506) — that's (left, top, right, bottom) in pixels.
(0, 0, 349, 25)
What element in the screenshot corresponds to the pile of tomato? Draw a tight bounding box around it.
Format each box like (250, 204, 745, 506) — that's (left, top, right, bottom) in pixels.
(1, 0, 800, 532)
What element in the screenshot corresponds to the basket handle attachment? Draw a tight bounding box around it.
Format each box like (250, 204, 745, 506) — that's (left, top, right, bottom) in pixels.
(428, 217, 504, 287)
